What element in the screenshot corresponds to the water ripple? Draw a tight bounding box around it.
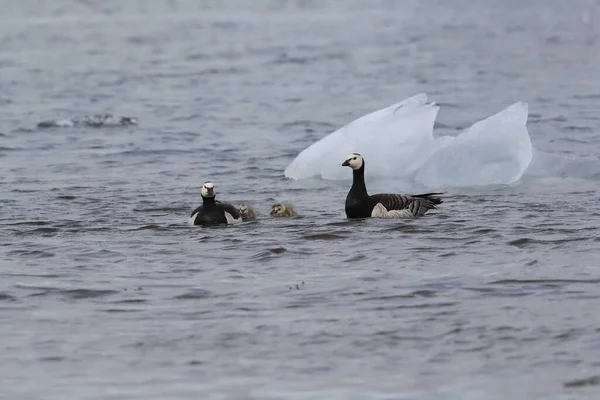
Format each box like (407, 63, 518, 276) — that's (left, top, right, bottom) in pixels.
(564, 375, 600, 388)
(173, 288, 213, 300)
(2, 1, 600, 398)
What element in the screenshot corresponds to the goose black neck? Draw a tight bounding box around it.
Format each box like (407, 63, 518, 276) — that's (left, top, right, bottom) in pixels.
(202, 196, 216, 205)
(351, 164, 368, 197)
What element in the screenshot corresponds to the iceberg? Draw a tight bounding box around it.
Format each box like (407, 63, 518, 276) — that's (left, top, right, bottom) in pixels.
(284, 94, 532, 188)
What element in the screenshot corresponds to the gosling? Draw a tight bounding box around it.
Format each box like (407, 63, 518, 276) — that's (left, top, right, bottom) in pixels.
(237, 203, 256, 221)
(270, 203, 297, 217)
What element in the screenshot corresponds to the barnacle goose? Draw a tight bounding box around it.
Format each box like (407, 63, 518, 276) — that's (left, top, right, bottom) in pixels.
(188, 181, 242, 226)
(342, 153, 442, 219)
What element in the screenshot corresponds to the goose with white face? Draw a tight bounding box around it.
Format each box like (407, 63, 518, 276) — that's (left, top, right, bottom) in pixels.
(341, 153, 364, 170)
(201, 181, 215, 198)
(189, 180, 244, 225)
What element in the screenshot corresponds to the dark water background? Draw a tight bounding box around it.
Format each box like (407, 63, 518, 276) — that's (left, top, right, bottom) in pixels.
(2, 1, 600, 398)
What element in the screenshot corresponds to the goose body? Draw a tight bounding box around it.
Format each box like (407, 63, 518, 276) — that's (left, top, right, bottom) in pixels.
(342, 153, 442, 219)
(189, 182, 242, 226)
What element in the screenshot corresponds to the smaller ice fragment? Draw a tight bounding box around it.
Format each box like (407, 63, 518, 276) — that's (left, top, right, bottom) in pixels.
(415, 102, 531, 187)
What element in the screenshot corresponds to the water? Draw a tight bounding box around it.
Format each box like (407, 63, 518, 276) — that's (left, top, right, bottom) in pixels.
(2, 1, 600, 398)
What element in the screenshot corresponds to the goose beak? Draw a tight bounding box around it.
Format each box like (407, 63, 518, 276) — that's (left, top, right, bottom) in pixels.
(342, 160, 350, 167)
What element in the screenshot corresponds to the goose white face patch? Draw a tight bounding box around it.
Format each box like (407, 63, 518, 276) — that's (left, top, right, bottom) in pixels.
(201, 181, 216, 198)
(343, 153, 363, 170)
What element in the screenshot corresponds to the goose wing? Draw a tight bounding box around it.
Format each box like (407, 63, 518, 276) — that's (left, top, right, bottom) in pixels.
(221, 203, 243, 224)
(189, 205, 203, 225)
(370, 192, 443, 216)
(190, 205, 203, 217)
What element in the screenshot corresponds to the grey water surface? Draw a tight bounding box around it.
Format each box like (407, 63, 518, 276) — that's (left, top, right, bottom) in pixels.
(2, 1, 600, 399)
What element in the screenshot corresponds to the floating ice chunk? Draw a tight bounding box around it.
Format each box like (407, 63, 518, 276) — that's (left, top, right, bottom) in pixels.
(284, 94, 532, 188)
(415, 102, 531, 187)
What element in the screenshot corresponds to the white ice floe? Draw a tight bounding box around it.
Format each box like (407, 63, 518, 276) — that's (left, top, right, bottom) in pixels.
(284, 93, 532, 188)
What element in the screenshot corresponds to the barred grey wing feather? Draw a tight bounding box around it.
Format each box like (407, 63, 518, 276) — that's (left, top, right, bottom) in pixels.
(370, 193, 441, 217)
(371, 193, 411, 210)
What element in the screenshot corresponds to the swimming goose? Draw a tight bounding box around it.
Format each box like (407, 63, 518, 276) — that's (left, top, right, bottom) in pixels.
(342, 153, 442, 219)
(270, 203, 297, 217)
(188, 181, 242, 226)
